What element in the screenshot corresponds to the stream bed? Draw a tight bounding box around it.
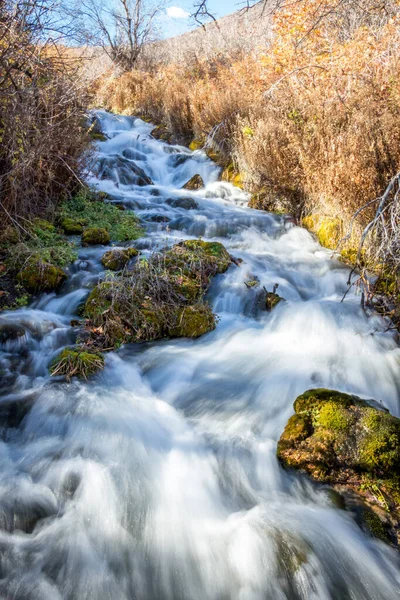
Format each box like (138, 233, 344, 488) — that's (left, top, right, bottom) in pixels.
(0, 111, 399, 599)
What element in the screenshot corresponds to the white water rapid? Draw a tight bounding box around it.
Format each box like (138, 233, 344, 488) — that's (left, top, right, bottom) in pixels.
(0, 110, 399, 599)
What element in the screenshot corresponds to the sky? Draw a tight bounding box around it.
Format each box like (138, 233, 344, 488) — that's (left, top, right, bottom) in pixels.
(163, 1, 242, 38)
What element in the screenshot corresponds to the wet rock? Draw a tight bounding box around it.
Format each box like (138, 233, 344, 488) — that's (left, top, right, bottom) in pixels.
(122, 147, 147, 161)
(265, 284, 284, 311)
(278, 388, 400, 546)
(182, 174, 204, 190)
(101, 248, 138, 271)
(97, 155, 153, 186)
(166, 197, 199, 210)
(151, 124, 174, 144)
(170, 305, 215, 338)
(169, 154, 191, 168)
(0, 322, 26, 344)
(82, 228, 110, 246)
(142, 214, 171, 223)
(17, 260, 67, 293)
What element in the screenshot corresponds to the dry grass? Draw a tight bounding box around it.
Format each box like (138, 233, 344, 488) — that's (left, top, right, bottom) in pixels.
(94, 0, 400, 285)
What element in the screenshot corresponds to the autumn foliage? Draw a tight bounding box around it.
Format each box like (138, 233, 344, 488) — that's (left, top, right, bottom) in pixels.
(96, 0, 400, 254)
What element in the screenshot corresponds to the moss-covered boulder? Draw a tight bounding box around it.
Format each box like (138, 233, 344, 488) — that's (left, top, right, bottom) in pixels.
(171, 305, 215, 338)
(83, 239, 231, 350)
(17, 260, 66, 293)
(278, 388, 400, 545)
(182, 174, 204, 190)
(82, 228, 110, 246)
(101, 248, 138, 271)
(50, 347, 105, 381)
(266, 292, 284, 311)
(61, 218, 84, 235)
(221, 164, 245, 189)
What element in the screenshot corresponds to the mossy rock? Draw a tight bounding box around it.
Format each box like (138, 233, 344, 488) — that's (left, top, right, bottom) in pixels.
(101, 248, 138, 271)
(151, 124, 173, 144)
(182, 174, 204, 190)
(189, 139, 204, 151)
(266, 292, 284, 311)
(17, 260, 66, 293)
(302, 215, 342, 249)
(61, 218, 85, 235)
(278, 388, 400, 545)
(178, 240, 232, 274)
(50, 348, 105, 381)
(221, 164, 245, 189)
(84, 283, 113, 319)
(82, 228, 110, 246)
(171, 304, 216, 338)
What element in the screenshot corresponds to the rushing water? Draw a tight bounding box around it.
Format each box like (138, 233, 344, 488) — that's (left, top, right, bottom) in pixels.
(0, 111, 400, 599)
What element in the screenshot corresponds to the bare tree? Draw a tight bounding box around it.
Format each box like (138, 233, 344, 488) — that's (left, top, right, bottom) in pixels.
(75, 0, 165, 71)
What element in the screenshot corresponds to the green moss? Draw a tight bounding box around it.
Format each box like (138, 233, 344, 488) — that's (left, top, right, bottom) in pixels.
(182, 174, 204, 190)
(302, 214, 342, 249)
(317, 401, 354, 431)
(101, 248, 138, 271)
(294, 388, 355, 414)
(266, 292, 283, 311)
(189, 139, 203, 151)
(221, 164, 246, 189)
(90, 132, 107, 142)
(61, 218, 84, 235)
(59, 187, 143, 243)
(359, 409, 400, 474)
(50, 348, 105, 381)
(84, 283, 113, 319)
(171, 304, 215, 338)
(82, 228, 110, 246)
(279, 414, 312, 445)
(360, 507, 391, 543)
(17, 260, 66, 293)
(179, 240, 232, 274)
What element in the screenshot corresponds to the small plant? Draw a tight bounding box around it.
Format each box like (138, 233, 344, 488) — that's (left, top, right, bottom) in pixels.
(50, 348, 105, 381)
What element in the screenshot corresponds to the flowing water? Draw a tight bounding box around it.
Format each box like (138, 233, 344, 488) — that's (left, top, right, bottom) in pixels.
(0, 110, 400, 599)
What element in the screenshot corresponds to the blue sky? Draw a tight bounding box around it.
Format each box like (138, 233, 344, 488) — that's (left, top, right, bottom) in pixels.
(163, 1, 242, 37)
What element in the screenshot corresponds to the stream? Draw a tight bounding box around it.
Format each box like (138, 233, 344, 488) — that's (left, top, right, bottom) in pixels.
(0, 110, 400, 599)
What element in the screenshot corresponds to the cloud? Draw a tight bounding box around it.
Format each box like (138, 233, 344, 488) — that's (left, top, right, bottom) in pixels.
(166, 6, 190, 19)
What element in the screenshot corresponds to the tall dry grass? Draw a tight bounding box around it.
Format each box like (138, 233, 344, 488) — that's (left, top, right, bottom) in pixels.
(94, 0, 400, 283)
(0, 3, 90, 227)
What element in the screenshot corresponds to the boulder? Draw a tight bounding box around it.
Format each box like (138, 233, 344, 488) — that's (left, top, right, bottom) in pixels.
(165, 197, 199, 210)
(182, 174, 204, 190)
(17, 260, 66, 293)
(278, 388, 400, 545)
(82, 228, 110, 246)
(101, 248, 138, 271)
(0, 322, 26, 344)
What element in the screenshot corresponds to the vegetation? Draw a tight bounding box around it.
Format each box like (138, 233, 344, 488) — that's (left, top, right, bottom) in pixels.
(59, 188, 143, 242)
(0, 1, 90, 227)
(101, 248, 139, 271)
(94, 0, 400, 310)
(83, 240, 232, 349)
(278, 388, 400, 545)
(50, 347, 105, 381)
